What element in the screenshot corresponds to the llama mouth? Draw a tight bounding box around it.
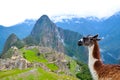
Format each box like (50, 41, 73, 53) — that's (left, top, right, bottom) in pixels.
(78, 41, 83, 46)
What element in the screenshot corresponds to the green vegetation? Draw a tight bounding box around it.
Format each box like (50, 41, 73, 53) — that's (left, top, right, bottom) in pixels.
(58, 28, 87, 62)
(1, 33, 24, 58)
(76, 61, 92, 80)
(65, 56, 92, 80)
(0, 68, 31, 79)
(0, 68, 78, 80)
(1, 48, 14, 58)
(46, 63, 58, 71)
(65, 56, 78, 75)
(21, 48, 59, 72)
(23, 49, 47, 63)
(69, 59, 78, 74)
(0, 46, 92, 80)
(37, 68, 78, 80)
(14, 40, 24, 49)
(2, 33, 18, 54)
(1, 46, 92, 80)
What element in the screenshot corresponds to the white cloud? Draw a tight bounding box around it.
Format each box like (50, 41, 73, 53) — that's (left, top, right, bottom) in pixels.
(0, 0, 120, 26)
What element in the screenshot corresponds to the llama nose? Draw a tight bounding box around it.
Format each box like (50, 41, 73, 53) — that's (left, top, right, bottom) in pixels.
(78, 40, 83, 46)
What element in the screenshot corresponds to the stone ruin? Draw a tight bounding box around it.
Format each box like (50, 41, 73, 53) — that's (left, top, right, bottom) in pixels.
(0, 46, 31, 70)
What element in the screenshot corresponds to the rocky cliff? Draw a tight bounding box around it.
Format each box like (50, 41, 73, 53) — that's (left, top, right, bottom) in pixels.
(0, 47, 30, 70)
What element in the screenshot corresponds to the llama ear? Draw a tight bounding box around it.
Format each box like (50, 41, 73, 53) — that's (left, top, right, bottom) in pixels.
(93, 34, 98, 38)
(96, 38, 101, 41)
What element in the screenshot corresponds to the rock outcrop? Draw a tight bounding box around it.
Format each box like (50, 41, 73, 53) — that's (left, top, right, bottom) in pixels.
(0, 47, 30, 70)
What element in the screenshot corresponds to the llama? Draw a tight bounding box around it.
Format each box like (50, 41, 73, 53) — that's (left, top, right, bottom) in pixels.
(78, 34, 120, 80)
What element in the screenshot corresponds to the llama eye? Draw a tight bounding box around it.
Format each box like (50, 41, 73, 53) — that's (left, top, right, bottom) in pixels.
(90, 38, 93, 40)
(83, 37, 87, 39)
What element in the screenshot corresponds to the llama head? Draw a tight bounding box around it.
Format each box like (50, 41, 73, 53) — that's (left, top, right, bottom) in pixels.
(78, 34, 101, 47)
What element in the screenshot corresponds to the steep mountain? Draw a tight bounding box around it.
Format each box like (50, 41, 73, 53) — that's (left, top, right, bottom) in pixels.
(58, 28, 87, 61)
(1, 33, 24, 58)
(25, 15, 64, 52)
(0, 19, 35, 53)
(24, 15, 87, 62)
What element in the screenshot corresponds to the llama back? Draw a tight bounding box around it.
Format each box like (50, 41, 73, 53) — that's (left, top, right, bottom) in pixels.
(97, 64, 120, 80)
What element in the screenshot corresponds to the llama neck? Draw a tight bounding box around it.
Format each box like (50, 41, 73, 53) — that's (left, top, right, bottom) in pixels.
(88, 41, 102, 80)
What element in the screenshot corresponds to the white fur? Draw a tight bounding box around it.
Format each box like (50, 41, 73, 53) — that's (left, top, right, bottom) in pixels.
(80, 39, 83, 42)
(88, 45, 99, 80)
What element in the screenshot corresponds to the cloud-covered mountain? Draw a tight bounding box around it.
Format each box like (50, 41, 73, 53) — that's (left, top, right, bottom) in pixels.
(56, 12, 120, 64)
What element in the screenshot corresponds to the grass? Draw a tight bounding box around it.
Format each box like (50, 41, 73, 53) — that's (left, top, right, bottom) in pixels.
(22, 49, 48, 63)
(46, 63, 58, 71)
(70, 60, 78, 74)
(0, 68, 31, 79)
(37, 68, 78, 80)
(65, 56, 78, 75)
(0, 68, 78, 80)
(11, 47, 80, 80)
(21, 48, 59, 71)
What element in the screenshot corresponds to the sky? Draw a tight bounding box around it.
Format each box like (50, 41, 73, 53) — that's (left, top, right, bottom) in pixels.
(0, 0, 120, 26)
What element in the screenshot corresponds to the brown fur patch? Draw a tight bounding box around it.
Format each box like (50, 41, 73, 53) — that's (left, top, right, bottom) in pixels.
(93, 40, 120, 80)
(97, 64, 120, 80)
(93, 40, 100, 59)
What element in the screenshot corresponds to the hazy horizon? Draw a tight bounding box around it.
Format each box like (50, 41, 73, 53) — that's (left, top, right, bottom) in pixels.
(0, 0, 120, 26)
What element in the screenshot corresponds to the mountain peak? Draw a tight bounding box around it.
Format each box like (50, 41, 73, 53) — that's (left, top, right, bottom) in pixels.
(9, 33, 18, 38)
(1, 33, 24, 58)
(5, 33, 19, 44)
(40, 15, 49, 20)
(37, 15, 51, 23)
(26, 15, 65, 52)
(31, 15, 55, 37)
(1, 33, 19, 55)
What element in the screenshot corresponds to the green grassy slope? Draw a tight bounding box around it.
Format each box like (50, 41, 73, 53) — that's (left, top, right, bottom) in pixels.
(0, 68, 78, 80)
(0, 47, 92, 80)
